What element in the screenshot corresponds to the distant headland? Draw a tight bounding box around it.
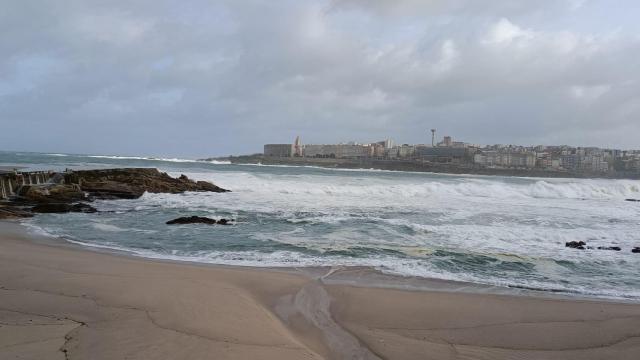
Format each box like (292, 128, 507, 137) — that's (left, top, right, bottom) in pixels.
(202, 134, 640, 179)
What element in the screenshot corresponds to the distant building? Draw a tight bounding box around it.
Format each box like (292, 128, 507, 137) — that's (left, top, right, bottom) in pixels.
(304, 144, 372, 159)
(474, 151, 535, 168)
(438, 136, 471, 148)
(398, 144, 415, 158)
(560, 154, 579, 170)
(264, 144, 294, 157)
(415, 146, 467, 163)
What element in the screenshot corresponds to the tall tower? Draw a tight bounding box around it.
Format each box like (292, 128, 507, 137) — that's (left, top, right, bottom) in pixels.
(430, 129, 436, 147)
(294, 136, 302, 157)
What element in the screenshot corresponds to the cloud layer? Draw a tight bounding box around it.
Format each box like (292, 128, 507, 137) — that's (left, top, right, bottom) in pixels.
(1, 0, 639, 156)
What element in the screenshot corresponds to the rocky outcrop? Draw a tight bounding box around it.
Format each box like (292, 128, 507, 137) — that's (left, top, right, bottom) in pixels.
(597, 246, 621, 251)
(31, 203, 97, 214)
(633, 247, 640, 253)
(0, 205, 34, 219)
(565, 241, 586, 250)
(166, 216, 234, 225)
(566, 241, 626, 252)
(0, 168, 228, 219)
(17, 184, 87, 203)
(65, 168, 229, 200)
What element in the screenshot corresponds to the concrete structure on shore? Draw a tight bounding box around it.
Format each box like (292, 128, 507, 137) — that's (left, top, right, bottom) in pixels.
(263, 143, 294, 158)
(304, 144, 373, 159)
(0, 170, 55, 200)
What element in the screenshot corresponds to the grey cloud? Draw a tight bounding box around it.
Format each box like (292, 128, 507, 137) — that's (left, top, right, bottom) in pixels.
(1, 0, 639, 157)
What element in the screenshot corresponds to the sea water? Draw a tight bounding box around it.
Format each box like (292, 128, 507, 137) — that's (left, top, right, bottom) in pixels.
(2, 151, 640, 300)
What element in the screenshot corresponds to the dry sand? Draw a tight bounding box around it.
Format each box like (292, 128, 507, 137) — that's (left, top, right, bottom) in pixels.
(1, 220, 640, 360)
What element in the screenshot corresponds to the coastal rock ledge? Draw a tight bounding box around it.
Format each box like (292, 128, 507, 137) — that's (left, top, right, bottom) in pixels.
(0, 168, 229, 219)
(65, 168, 229, 200)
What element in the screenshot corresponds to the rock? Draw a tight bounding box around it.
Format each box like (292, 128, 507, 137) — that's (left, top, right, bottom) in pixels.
(31, 203, 97, 214)
(196, 180, 227, 192)
(565, 241, 586, 250)
(597, 246, 621, 251)
(166, 216, 235, 225)
(166, 216, 218, 225)
(65, 168, 229, 200)
(0, 205, 34, 219)
(77, 181, 145, 200)
(632, 247, 640, 254)
(17, 184, 86, 203)
(625, 199, 640, 202)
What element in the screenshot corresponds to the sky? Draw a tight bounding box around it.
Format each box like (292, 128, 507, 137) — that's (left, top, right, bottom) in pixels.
(1, 0, 639, 157)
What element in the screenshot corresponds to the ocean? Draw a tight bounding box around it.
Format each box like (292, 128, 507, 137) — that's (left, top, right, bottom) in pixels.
(2, 151, 640, 300)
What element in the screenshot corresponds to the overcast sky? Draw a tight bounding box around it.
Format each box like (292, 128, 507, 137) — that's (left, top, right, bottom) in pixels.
(1, 0, 639, 157)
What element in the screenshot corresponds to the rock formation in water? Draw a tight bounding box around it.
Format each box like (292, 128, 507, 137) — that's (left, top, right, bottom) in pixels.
(0, 168, 229, 219)
(565, 241, 586, 250)
(596, 246, 621, 251)
(166, 216, 234, 225)
(65, 168, 229, 200)
(31, 202, 98, 214)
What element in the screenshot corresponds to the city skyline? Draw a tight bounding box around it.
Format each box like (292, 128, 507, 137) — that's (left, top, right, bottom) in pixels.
(262, 133, 640, 176)
(263, 133, 640, 152)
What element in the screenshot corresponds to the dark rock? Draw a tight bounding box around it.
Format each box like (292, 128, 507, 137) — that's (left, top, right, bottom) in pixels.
(0, 205, 34, 219)
(565, 241, 586, 250)
(166, 216, 218, 225)
(17, 184, 86, 203)
(31, 203, 97, 214)
(79, 182, 144, 200)
(166, 216, 234, 225)
(625, 199, 640, 202)
(65, 168, 229, 200)
(195, 180, 227, 193)
(597, 246, 621, 251)
(632, 247, 640, 253)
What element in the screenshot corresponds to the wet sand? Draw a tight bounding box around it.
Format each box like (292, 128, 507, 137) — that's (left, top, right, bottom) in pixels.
(2, 220, 640, 359)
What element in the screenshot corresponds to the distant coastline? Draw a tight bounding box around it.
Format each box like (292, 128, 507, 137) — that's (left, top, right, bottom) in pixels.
(202, 154, 640, 180)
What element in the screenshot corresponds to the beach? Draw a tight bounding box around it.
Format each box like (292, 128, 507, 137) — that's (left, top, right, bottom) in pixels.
(2, 220, 640, 360)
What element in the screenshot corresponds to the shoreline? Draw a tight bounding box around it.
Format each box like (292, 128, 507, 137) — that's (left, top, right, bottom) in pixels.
(3, 220, 640, 359)
(17, 219, 639, 304)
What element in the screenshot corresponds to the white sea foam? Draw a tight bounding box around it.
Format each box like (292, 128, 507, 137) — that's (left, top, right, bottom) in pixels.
(86, 155, 213, 163)
(177, 170, 640, 201)
(41, 237, 640, 300)
(92, 223, 127, 232)
(203, 160, 232, 165)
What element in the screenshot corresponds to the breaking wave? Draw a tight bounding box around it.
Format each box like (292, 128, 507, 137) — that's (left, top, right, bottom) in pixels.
(197, 171, 640, 201)
(87, 155, 206, 163)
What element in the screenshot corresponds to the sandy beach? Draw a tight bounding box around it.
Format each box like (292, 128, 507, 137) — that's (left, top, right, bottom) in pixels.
(2, 220, 640, 360)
